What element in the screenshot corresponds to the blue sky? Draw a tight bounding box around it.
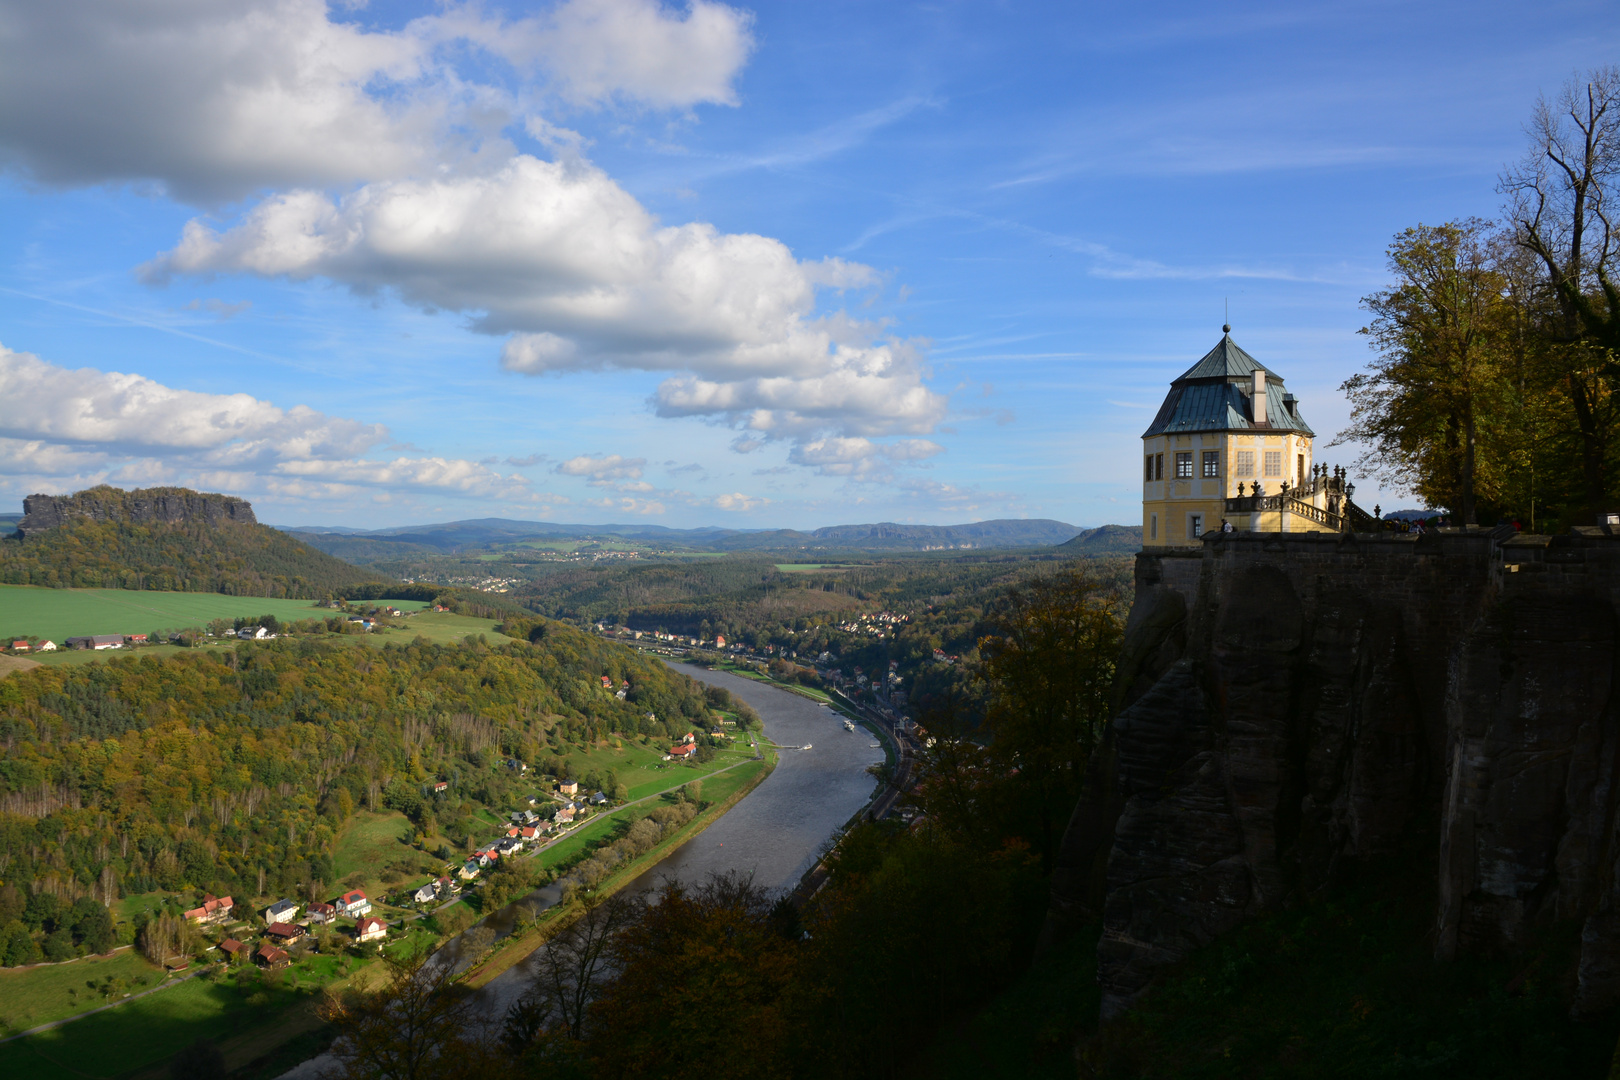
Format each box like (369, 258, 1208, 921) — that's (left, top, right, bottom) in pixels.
(1, 0, 1616, 528)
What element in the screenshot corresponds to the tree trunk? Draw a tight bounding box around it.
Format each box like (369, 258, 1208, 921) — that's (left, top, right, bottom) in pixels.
(1568, 375, 1609, 520)
(1461, 401, 1478, 525)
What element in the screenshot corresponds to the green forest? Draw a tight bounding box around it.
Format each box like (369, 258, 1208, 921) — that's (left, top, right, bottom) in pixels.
(0, 621, 728, 966)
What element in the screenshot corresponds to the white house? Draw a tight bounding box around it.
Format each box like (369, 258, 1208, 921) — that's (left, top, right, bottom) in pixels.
(334, 889, 371, 917)
(36, 640, 56, 652)
(412, 883, 438, 904)
(355, 916, 387, 943)
(263, 899, 298, 925)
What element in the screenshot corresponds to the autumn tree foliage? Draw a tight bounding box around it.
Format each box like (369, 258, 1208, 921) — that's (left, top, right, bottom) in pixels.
(1342, 68, 1620, 528)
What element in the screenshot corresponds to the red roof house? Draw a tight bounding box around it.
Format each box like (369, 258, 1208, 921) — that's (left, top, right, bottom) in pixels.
(255, 942, 290, 969)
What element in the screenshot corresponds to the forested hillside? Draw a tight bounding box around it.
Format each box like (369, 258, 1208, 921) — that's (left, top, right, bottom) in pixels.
(0, 624, 717, 964)
(2, 486, 385, 598)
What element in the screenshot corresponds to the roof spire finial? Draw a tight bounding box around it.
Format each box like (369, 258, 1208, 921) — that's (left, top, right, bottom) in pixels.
(1223, 297, 1230, 335)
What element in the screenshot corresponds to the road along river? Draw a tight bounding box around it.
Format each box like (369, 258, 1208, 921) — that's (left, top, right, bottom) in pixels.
(279, 662, 881, 1077)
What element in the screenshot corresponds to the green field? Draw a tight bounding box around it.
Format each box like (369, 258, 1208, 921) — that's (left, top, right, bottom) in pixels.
(536, 758, 765, 871)
(332, 810, 436, 897)
(0, 954, 355, 1080)
(0, 948, 162, 1038)
(0, 585, 330, 642)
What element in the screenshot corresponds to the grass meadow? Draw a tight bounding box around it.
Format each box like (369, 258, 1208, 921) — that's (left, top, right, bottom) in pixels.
(0, 585, 330, 643)
(0, 953, 359, 1080)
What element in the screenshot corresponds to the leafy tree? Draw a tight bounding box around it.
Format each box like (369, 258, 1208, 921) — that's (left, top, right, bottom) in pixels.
(1501, 66, 1620, 519)
(1339, 219, 1512, 524)
(975, 566, 1123, 868)
(319, 951, 496, 1080)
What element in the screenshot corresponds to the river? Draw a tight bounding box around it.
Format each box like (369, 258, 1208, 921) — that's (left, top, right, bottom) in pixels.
(279, 660, 880, 1077)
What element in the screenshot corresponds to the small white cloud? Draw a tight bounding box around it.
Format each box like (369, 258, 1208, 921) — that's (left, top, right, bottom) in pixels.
(554, 453, 646, 486)
(713, 491, 767, 511)
(486, 0, 756, 109)
(501, 332, 581, 374)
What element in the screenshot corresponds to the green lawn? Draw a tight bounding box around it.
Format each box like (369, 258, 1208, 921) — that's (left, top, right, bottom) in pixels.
(0, 948, 162, 1037)
(0, 585, 329, 643)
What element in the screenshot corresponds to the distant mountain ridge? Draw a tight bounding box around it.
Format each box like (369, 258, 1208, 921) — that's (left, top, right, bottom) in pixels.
(281, 516, 1096, 555)
(1058, 524, 1144, 555)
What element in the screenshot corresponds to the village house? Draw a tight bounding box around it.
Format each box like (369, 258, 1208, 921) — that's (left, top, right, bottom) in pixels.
(355, 916, 387, 943)
(600, 675, 614, 689)
(555, 805, 576, 825)
(262, 899, 298, 925)
(64, 635, 123, 650)
(435, 876, 455, 897)
(184, 894, 233, 926)
(35, 640, 56, 651)
(496, 837, 522, 856)
(9, 640, 29, 652)
(519, 825, 541, 841)
(558, 780, 579, 796)
(590, 791, 609, 806)
(238, 626, 272, 640)
(126, 633, 148, 644)
(219, 938, 246, 962)
(412, 882, 438, 904)
(459, 860, 481, 880)
(255, 942, 290, 969)
(265, 921, 304, 944)
(306, 902, 336, 924)
(433, 781, 449, 793)
(666, 741, 697, 761)
(334, 889, 370, 918)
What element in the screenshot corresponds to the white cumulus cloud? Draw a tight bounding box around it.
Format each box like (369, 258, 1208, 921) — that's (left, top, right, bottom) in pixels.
(0, 0, 755, 203)
(0, 344, 530, 502)
(554, 453, 646, 486)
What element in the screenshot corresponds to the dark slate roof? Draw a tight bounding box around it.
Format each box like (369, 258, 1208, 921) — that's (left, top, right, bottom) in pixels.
(1142, 333, 1315, 438)
(1175, 335, 1273, 381)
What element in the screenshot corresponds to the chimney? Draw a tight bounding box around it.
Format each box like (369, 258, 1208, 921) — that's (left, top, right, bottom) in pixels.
(1251, 369, 1268, 427)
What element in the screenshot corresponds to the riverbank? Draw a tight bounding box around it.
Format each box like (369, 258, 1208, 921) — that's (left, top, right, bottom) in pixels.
(462, 751, 775, 990)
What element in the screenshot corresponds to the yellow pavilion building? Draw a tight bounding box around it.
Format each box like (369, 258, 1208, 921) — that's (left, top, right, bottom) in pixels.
(1142, 327, 1365, 546)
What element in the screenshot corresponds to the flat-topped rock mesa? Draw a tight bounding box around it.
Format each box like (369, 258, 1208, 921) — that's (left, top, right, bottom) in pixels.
(18, 485, 257, 538)
(1047, 525, 1620, 1021)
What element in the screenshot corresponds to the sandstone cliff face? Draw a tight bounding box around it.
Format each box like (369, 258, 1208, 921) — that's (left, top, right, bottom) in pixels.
(18, 486, 257, 538)
(1049, 528, 1620, 1020)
